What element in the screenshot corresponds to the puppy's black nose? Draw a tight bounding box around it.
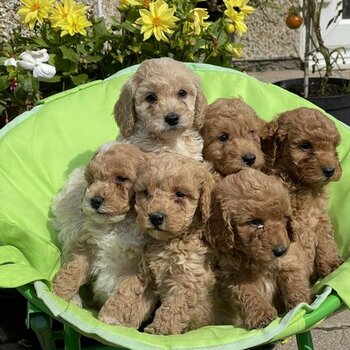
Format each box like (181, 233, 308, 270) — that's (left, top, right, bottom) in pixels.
(273, 245, 287, 257)
(164, 113, 180, 126)
(149, 213, 165, 227)
(90, 196, 104, 210)
(242, 153, 256, 166)
(322, 167, 335, 178)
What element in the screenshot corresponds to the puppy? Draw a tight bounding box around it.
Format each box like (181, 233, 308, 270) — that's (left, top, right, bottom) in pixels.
(98, 153, 217, 335)
(52, 142, 149, 306)
(265, 107, 344, 281)
(114, 57, 207, 161)
(205, 169, 311, 330)
(201, 97, 274, 176)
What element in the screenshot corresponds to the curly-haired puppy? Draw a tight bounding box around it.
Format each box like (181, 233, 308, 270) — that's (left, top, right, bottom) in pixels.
(98, 153, 217, 335)
(114, 57, 207, 161)
(201, 97, 275, 176)
(205, 169, 311, 329)
(52, 142, 149, 306)
(265, 107, 344, 281)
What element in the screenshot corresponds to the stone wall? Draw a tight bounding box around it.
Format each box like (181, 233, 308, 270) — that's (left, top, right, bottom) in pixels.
(0, 0, 302, 69)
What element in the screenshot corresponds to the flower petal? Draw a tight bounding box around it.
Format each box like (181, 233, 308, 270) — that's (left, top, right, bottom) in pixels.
(33, 63, 56, 80)
(4, 58, 18, 67)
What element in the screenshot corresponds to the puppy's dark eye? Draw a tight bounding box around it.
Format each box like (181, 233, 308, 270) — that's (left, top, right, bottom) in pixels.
(175, 191, 186, 198)
(114, 176, 128, 184)
(249, 218, 263, 227)
(218, 133, 229, 142)
(146, 93, 157, 104)
(178, 89, 187, 98)
(143, 190, 151, 198)
(299, 142, 312, 151)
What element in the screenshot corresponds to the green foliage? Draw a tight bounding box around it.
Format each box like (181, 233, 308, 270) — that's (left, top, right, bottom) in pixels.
(0, 0, 250, 127)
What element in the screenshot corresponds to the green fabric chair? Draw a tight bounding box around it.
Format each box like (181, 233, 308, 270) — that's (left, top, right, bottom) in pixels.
(0, 63, 349, 350)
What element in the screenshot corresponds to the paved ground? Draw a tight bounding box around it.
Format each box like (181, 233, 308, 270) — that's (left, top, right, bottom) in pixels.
(272, 309, 350, 350)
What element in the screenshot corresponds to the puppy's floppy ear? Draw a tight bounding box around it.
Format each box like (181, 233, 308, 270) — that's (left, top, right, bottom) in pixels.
(114, 77, 138, 137)
(261, 120, 287, 171)
(198, 170, 217, 225)
(193, 79, 208, 130)
(205, 191, 235, 251)
(286, 216, 296, 242)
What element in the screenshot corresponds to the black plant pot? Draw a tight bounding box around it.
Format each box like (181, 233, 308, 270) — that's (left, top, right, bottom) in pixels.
(274, 78, 350, 126)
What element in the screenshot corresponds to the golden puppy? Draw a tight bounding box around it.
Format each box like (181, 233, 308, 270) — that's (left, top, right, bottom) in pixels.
(98, 153, 217, 335)
(205, 169, 311, 329)
(52, 142, 149, 306)
(201, 97, 274, 176)
(114, 57, 207, 161)
(265, 107, 344, 281)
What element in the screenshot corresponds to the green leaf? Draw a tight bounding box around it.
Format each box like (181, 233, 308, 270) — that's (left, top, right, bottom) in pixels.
(71, 74, 89, 86)
(121, 21, 139, 34)
(31, 76, 40, 92)
(0, 57, 8, 65)
(54, 55, 78, 73)
(44, 75, 62, 83)
(0, 76, 8, 91)
(92, 17, 110, 37)
(0, 104, 5, 115)
(32, 37, 50, 48)
(60, 46, 80, 63)
(77, 44, 88, 55)
(85, 55, 103, 63)
(22, 78, 33, 92)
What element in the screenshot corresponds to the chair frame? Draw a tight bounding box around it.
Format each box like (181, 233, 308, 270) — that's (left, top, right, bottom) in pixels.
(18, 283, 344, 350)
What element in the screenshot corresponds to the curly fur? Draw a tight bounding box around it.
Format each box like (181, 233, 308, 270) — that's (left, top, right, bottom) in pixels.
(98, 153, 217, 334)
(52, 142, 149, 306)
(264, 107, 344, 281)
(201, 97, 275, 176)
(205, 169, 311, 329)
(114, 57, 207, 161)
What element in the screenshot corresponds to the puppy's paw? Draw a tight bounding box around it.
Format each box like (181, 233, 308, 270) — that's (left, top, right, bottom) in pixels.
(98, 310, 123, 326)
(69, 293, 83, 308)
(98, 308, 141, 328)
(144, 319, 183, 335)
(317, 257, 344, 278)
(244, 306, 277, 330)
(285, 289, 311, 310)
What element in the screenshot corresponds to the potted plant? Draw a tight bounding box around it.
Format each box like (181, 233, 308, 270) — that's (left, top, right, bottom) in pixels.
(274, 0, 350, 125)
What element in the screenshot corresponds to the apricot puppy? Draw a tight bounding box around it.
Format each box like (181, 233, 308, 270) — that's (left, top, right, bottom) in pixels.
(205, 169, 311, 329)
(265, 107, 344, 281)
(98, 153, 217, 334)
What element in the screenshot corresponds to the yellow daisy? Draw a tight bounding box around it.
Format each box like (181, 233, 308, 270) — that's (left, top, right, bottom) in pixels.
(50, 0, 89, 28)
(17, 0, 54, 30)
(183, 8, 210, 36)
(224, 0, 255, 18)
(223, 0, 248, 36)
(134, 0, 178, 42)
(225, 43, 243, 58)
(59, 12, 92, 36)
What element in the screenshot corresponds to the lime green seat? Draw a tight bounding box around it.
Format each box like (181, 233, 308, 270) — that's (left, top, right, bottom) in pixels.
(0, 63, 349, 350)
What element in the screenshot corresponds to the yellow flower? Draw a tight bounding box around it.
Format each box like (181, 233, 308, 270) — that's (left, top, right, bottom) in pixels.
(225, 43, 243, 58)
(224, 0, 255, 18)
(134, 0, 178, 42)
(17, 0, 54, 30)
(59, 12, 92, 36)
(50, 0, 89, 28)
(223, 0, 247, 36)
(183, 8, 210, 36)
